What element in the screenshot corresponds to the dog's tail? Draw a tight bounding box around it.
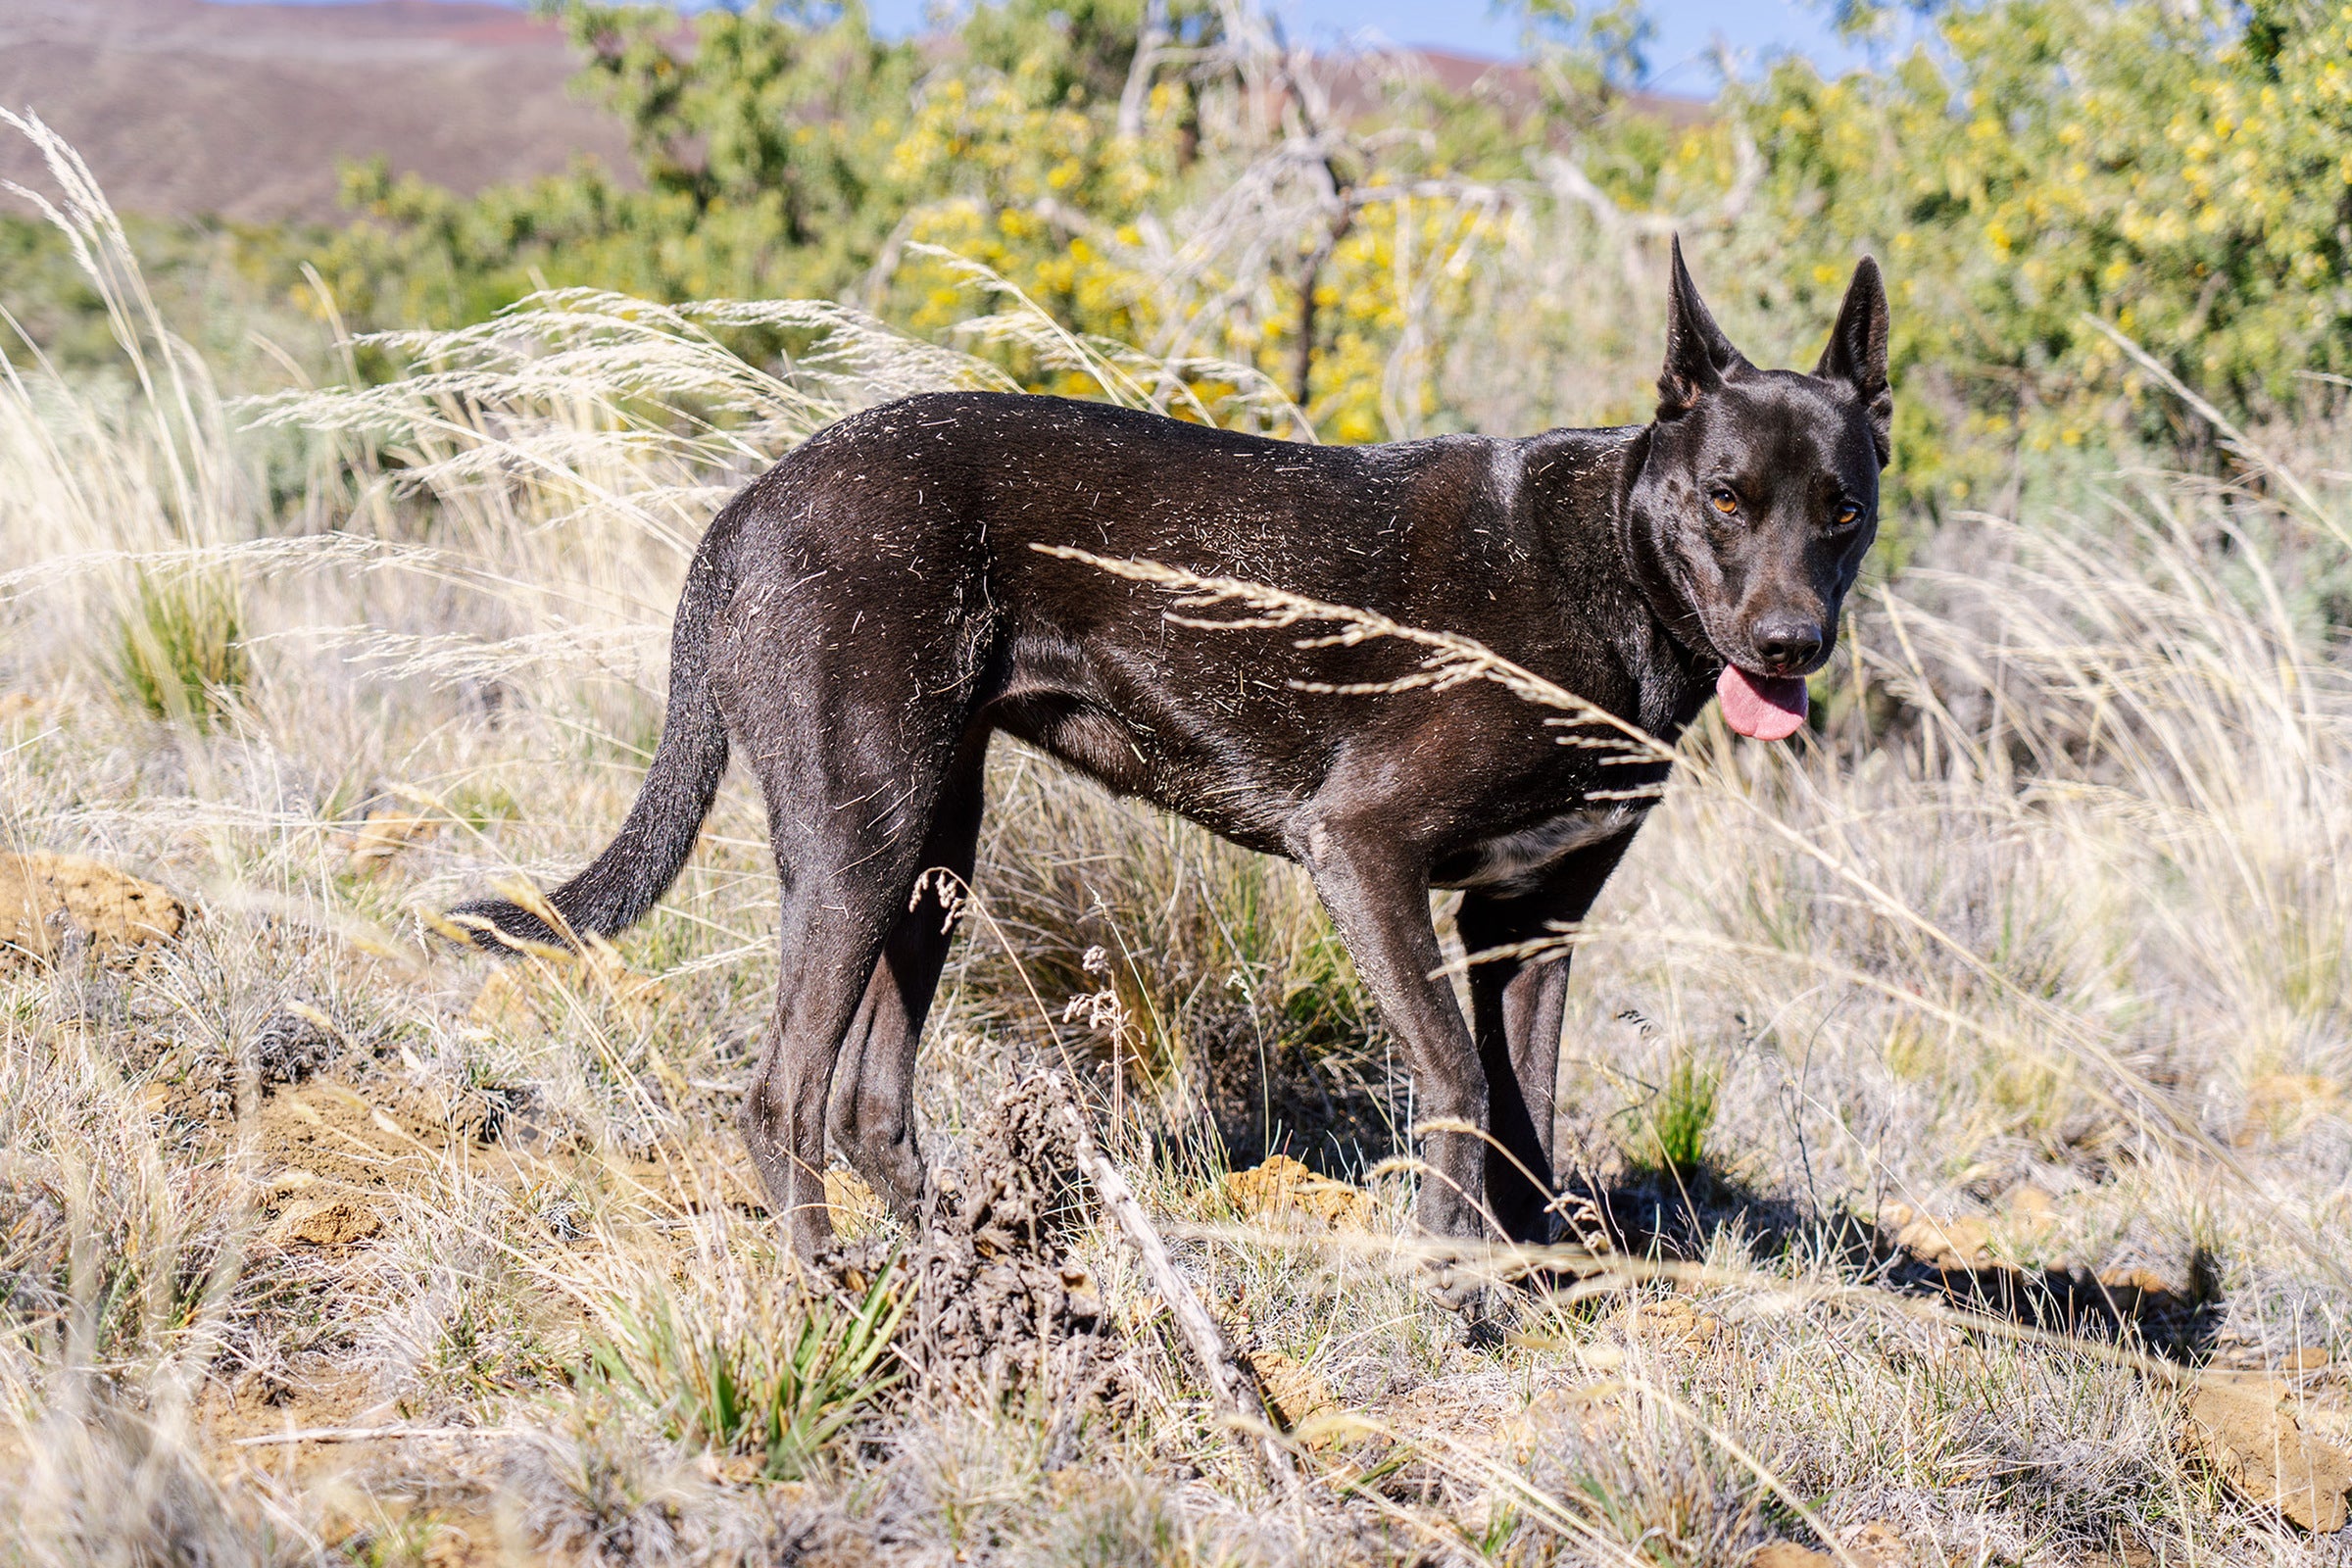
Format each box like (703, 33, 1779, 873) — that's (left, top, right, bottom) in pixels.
(452, 553, 731, 955)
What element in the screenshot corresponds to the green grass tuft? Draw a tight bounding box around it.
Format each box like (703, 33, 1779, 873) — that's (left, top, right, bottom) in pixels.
(1644, 1051, 1721, 1174)
(111, 571, 248, 730)
(587, 1262, 907, 1481)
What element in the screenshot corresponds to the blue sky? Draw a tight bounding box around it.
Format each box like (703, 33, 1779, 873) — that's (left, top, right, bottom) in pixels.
(859, 2, 1873, 91)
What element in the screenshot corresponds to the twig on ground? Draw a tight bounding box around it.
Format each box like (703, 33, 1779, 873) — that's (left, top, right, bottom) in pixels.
(1046, 1074, 1298, 1494)
(232, 1426, 535, 1447)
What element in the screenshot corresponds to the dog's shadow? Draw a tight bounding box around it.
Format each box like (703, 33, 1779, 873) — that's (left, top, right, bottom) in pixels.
(1190, 1079, 2223, 1364)
(1557, 1159, 2224, 1364)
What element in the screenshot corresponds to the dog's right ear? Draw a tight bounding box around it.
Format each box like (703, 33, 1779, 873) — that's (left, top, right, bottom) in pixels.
(1656, 235, 1744, 419)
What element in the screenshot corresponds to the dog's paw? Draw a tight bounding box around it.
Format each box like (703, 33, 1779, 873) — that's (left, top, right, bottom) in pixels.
(1428, 1270, 1510, 1346)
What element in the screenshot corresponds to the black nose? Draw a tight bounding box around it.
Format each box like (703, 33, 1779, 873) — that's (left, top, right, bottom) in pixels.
(1749, 613, 1824, 672)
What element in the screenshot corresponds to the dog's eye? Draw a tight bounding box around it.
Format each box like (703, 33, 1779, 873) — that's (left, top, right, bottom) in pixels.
(1708, 487, 1739, 515)
(1834, 502, 1862, 528)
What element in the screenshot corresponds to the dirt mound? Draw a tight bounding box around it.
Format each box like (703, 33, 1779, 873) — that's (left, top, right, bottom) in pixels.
(270, 1197, 383, 1249)
(249, 1081, 428, 1247)
(0, 850, 183, 966)
(1880, 1204, 1993, 1272)
(1223, 1154, 1379, 1231)
(344, 809, 440, 876)
(2184, 1373, 2352, 1532)
(827, 1077, 1130, 1427)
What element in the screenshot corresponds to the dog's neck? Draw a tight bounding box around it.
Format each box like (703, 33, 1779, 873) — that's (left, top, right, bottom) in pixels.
(1518, 423, 1718, 740)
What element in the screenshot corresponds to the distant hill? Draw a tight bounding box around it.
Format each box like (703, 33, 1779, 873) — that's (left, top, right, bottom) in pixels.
(0, 0, 633, 223)
(0, 0, 1696, 228)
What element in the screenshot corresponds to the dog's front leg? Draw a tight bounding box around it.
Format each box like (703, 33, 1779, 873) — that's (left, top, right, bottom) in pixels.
(1456, 832, 1638, 1246)
(1293, 817, 1491, 1283)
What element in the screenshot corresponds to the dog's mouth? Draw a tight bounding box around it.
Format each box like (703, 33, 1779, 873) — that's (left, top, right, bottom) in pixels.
(1716, 665, 1808, 741)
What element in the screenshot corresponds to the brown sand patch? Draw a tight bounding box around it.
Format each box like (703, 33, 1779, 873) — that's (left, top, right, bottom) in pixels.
(1223, 1153, 1379, 1231)
(270, 1198, 384, 1248)
(1246, 1348, 1338, 1438)
(1752, 1544, 1834, 1568)
(2237, 1073, 2343, 1146)
(2007, 1183, 2057, 1231)
(201, 1364, 389, 1449)
(1840, 1519, 1919, 1567)
(254, 1080, 445, 1198)
(1491, 1380, 1629, 1457)
(1879, 1203, 1994, 1272)
(1617, 1295, 1725, 1350)
(346, 809, 441, 876)
(0, 850, 182, 966)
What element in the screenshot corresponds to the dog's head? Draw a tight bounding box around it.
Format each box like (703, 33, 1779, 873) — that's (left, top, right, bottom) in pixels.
(1623, 239, 1890, 739)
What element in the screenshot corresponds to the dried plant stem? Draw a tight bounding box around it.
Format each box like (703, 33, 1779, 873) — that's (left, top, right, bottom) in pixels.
(1049, 1075, 1298, 1494)
(1026, 544, 1674, 763)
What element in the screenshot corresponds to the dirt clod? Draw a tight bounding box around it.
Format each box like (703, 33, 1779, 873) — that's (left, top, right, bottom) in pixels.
(1620, 1297, 1724, 1349)
(1841, 1520, 1914, 1568)
(830, 1076, 1130, 1422)
(1223, 1153, 1378, 1231)
(345, 809, 439, 875)
(2237, 1073, 2341, 1145)
(2096, 1266, 2175, 1298)
(272, 1198, 382, 1248)
(1886, 1207, 1993, 1272)
(1246, 1348, 1337, 1437)
(2184, 1374, 2352, 1532)
(1752, 1544, 1833, 1568)
(0, 850, 182, 966)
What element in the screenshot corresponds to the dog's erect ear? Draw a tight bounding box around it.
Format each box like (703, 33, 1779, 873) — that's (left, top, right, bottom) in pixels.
(1815, 255, 1892, 461)
(1656, 235, 1745, 419)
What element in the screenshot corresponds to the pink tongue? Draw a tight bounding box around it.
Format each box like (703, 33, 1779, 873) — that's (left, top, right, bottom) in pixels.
(1717, 665, 1809, 741)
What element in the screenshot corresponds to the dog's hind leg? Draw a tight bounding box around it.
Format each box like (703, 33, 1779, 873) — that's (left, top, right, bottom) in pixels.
(826, 735, 989, 1218)
(729, 670, 980, 1259)
(738, 792, 954, 1259)
(1455, 833, 1636, 1246)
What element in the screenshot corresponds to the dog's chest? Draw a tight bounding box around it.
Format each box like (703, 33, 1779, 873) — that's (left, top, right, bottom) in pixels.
(1444, 803, 1649, 893)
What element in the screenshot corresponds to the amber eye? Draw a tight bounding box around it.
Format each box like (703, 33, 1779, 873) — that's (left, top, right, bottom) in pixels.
(1708, 487, 1740, 515)
(1834, 502, 1862, 527)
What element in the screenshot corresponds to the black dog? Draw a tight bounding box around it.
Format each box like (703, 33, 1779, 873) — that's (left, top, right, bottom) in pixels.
(459, 241, 1890, 1266)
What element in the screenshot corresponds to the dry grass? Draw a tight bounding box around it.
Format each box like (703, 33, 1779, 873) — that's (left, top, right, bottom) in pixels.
(3, 112, 2350, 1566)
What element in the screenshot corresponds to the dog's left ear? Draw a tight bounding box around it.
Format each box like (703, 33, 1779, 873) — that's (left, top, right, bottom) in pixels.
(1815, 256, 1892, 464)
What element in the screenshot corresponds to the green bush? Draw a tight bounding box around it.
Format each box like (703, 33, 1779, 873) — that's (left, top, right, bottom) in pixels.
(1741, 0, 2352, 493)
